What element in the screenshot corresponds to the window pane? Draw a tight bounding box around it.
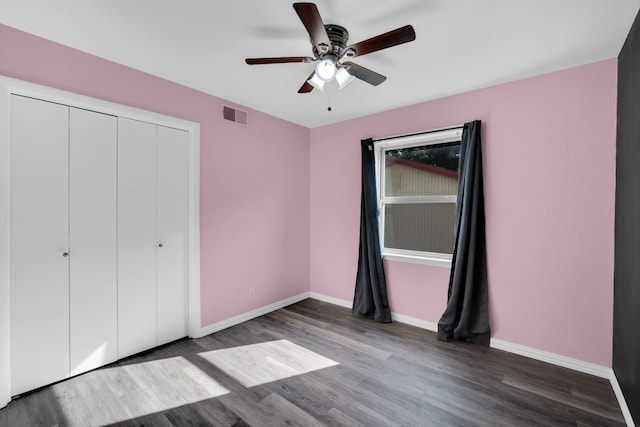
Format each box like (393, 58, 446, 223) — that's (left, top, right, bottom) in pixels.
(384, 203, 456, 253)
(385, 143, 460, 197)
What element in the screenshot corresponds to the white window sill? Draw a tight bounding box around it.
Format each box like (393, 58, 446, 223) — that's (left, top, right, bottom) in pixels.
(383, 252, 452, 268)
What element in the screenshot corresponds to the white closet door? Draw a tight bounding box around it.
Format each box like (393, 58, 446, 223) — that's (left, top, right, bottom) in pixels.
(156, 126, 189, 346)
(10, 96, 70, 396)
(69, 108, 118, 376)
(117, 118, 158, 358)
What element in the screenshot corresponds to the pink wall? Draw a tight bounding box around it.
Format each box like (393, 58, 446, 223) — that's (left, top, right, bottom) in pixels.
(310, 59, 617, 367)
(0, 24, 311, 327)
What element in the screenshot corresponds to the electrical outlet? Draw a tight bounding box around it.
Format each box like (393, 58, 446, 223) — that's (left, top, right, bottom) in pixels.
(249, 288, 255, 300)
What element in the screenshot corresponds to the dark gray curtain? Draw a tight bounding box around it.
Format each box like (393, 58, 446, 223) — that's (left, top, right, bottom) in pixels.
(352, 138, 392, 323)
(437, 120, 490, 344)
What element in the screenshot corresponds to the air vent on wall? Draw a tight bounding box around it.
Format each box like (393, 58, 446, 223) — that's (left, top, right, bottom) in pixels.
(223, 106, 248, 126)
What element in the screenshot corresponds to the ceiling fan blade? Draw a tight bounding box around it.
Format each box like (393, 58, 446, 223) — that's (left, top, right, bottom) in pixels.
(298, 72, 316, 93)
(343, 62, 387, 86)
(293, 3, 331, 53)
(346, 25, 416, 57)
(246, 56, 313, 65)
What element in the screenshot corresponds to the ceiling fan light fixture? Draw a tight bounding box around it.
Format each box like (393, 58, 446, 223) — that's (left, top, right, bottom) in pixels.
(335, 67, 355, 90)
(315, 56, 337, 82)
(307, 73, 326, 91)
(245, 3, 416, 94)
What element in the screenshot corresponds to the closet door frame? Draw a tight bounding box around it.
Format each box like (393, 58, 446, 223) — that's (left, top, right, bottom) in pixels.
(0, 76, 201, 409)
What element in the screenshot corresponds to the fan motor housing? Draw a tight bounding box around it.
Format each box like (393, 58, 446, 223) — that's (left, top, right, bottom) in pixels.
(314, 24, 349, 57)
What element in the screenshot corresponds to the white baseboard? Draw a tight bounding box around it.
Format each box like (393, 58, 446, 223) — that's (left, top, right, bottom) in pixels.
(608, 369, 636, 427)
(308, 292, 352, 308)
(391, 312, 438, 332)
(489, 338, 611, 378)
(197, 292, 310, 337)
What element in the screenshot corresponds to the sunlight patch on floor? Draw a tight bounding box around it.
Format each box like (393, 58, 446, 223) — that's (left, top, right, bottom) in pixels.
(52, 356, 229, 426)
(198, 339, 339, 387)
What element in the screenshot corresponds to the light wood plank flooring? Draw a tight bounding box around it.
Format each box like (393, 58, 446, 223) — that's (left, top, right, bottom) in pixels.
(0, 299, 625, 426)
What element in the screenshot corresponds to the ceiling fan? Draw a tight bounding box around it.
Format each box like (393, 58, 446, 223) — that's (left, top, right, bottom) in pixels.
(245, 2, 416, 93)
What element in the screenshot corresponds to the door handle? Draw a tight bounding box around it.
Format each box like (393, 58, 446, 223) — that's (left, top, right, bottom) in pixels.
(62, 252, 69, 257)
(158, 243, 163, 248)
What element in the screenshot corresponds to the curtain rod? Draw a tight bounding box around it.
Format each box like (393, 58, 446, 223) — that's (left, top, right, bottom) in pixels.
(372, 124, 465, 143)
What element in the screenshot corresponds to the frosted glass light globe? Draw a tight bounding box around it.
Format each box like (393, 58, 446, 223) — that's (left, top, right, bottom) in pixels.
(315, 58, 337, 82)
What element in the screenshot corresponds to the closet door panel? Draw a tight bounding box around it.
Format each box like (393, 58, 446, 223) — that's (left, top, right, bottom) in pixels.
(117, 118, 157, 359)
(10, 96, 70, 396)
(69, 108, 118, 376)
(156, 126, 189, 345)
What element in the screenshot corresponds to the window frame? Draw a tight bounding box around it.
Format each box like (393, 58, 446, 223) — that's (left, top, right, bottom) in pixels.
(374, 127, 463, 268)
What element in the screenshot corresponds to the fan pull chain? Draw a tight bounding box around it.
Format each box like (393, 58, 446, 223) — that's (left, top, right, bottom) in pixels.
(327, 92, 332, 112)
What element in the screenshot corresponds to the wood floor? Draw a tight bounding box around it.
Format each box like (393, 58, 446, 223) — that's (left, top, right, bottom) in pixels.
(0, 299, 625, 426)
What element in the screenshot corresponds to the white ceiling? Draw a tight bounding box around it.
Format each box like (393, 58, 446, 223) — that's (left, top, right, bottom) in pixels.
(1, 0, 639, 128)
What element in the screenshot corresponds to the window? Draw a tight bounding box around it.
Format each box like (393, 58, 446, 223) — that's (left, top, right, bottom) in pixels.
(374, 128, 462, 267)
